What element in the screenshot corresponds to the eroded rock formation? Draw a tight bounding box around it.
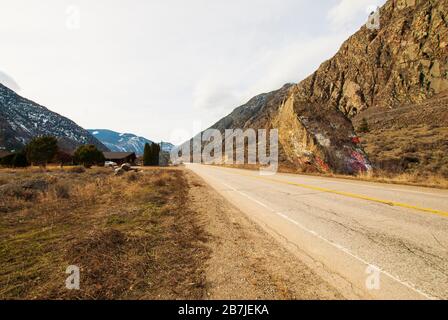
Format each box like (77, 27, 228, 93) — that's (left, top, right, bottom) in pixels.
(188, 0, 448, 175)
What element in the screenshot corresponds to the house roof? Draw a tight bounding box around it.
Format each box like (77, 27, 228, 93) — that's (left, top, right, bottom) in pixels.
(103, 152, 136, 160)
(0, 150, 13, 159)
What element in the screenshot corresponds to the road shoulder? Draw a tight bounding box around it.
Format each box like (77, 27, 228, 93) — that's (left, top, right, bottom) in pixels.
(185, 169, 343, 300)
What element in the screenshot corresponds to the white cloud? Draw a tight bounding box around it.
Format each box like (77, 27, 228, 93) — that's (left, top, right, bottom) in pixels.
(191, 33, 347, 120)
(328, 0, 384, 30)
(0, 70, 20, 91)
(0, 0, 387, 142)
(244, 33, 350, 100)
(193, 76, 239, 111)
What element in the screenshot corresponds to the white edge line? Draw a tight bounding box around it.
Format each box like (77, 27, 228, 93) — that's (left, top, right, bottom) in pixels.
(220, 181, 437, 300)
(212, 165, 448, 198)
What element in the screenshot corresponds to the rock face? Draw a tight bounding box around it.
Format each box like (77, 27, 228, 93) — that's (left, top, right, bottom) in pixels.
(0, 84, 108, 152)
(120, 163, 132, 171)
(114, 168, 125, 176)
(199, 84, 369, 174)
(189, 0, 448, 174)
(297, 0, 448, 118)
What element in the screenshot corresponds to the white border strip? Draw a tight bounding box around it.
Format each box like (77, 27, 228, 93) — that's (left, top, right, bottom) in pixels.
(221, 181, 437, 300)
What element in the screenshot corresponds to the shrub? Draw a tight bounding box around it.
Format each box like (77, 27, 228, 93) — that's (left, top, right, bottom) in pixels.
(0, 151, 30, 168)
(154, 178, 167, 187)
(1, 178, 49, 201)
(26, 136, 59, 167)
(127, 172, 139, 182)
(54, 182, 71, 199)
(12, 152, 30, 168)
(54, 150, 74, 167)
(68, 166, 86, 174)
(358, 118, 370, 133)
(0, 154, 15, 167)
(74, 145, 105, 168)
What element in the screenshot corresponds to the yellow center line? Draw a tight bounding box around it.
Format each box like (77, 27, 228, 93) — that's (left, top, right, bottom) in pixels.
(213, 167, 448, 218)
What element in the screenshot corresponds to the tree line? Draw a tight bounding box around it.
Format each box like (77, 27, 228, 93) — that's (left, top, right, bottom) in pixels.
(1, 136, 163, 168)
(0, 136, 105, 168)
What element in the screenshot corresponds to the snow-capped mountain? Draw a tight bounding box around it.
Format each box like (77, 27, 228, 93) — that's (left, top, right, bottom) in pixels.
(88, 129, 152, 154)
(0, 83, 108, 152)
(88, 129, 173, 155)
(160, 141, 175, 153)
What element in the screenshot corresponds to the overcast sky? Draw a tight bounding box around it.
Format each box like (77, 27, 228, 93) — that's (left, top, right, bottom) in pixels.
(0, 0, 385, 144)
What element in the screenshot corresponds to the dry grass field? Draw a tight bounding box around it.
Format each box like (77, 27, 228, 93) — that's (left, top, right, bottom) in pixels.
(359, 125, 448, 181)
(0, 166, 209, 299)
(351, 91, 448, 189)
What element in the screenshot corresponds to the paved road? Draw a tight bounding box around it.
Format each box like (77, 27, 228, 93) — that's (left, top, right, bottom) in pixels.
(186, 163, 448, 300)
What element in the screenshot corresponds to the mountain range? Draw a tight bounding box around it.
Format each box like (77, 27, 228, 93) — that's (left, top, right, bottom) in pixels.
(0, 83, 107, 152)
(88, 129, 174, 155)
(0, 84, 174, 155)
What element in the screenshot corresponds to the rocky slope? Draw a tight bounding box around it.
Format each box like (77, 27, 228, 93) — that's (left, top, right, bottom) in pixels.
(186, 0, 448, 175)
(197, 83, 368, 174)
(355, 90, 448, 177)
(299, 0, 448, 118)
(347, 0, 448, 177)
(89, 129, 174, 155)
(0, 84, 108, 152)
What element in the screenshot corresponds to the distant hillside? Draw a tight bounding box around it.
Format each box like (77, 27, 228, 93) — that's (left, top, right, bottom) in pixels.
(160, 142, 175, 153)
(88, 129, 174, 155)
(0, 83, 108, 152)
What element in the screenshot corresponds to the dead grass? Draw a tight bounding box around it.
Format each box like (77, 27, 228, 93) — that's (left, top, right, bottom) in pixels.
(0, 166, 209, 299)
(296, 170, 448, 189)
(354, 124, 448, 188)
(351, 170, 448, 189)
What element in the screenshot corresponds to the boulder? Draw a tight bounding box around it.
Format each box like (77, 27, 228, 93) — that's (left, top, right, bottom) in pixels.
(121, 163, 132, 171)
(114, 168, 125, 176)
(105, 161, 117, 168)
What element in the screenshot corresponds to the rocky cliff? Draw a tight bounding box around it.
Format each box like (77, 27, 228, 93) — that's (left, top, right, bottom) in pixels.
(190, 0, 448, 175)
(297, 0, 447, 118)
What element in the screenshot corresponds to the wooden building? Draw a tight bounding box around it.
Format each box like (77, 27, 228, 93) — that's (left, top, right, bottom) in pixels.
(103, 152, 137, 165)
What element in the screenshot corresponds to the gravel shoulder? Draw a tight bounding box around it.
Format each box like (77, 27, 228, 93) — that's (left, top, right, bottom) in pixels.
(185, 169, 343, 300)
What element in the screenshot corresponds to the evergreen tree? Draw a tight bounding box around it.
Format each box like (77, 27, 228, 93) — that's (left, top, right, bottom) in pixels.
(54, 150, 74, 168)
(0, 154, 15, 167)
(74, 145, 105, 168)
(143, 143, 152, 166)
(12, 151, 29, 168)
(26, 136, 59, 167)
(150, 143, 160, 166)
